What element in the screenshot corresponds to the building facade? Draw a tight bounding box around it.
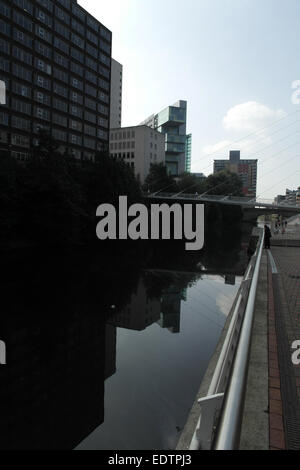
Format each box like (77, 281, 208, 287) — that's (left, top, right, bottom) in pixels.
(214, 150, 258, 197)
(109, 125, 165, 184)
(141, 100, 191, 177)
(110, 58, 122, 129)
(185, 133, 192, 173)
(0, 0, 112, 161)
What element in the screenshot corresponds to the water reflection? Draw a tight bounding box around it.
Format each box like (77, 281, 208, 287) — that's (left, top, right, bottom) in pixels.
(0, 237, 248, 450)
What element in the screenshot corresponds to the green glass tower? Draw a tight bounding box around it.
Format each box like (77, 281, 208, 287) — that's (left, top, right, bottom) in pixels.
(141, 100, 192, 176)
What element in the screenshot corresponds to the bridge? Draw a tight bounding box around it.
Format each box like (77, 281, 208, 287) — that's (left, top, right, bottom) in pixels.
(145, 192, 300, 215)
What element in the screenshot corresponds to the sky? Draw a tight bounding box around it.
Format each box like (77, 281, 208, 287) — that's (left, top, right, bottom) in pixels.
(79, 0, 300, 199)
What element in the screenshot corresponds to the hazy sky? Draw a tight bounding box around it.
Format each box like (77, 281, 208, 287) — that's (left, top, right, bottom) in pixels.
(79, 0, 300, 199)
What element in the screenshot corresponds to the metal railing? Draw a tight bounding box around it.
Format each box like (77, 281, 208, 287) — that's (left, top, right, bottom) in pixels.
(188, 228, 264, 450)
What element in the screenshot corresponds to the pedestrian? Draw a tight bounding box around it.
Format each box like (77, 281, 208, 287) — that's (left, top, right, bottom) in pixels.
(264, 225, 272, 249)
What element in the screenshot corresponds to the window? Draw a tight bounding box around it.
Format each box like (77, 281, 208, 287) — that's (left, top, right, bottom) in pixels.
(52, 128, 67, 142)
(87, 15, 99, 32)
(69, 134, 82, 146)
(36, 0, 53, 13)
(71, 77, 83, 91)
(13, 28, 32, 48)
(0, 112, 9, 125)
(71, 47, 83, 63)
(85, 97, 96, 111)
(99, 78, 109, 91)
(70, 91, 83, 105)
(99, 91, 109, 104)
(53, 97, 68, 113)
(84, 124, 96, 137)
(53, 113, 67, 127)
(71, 33, 84, 50)
(70, 119, 82, 131)
(35, 40, 52, 59)
(84, 137, 96, 150)
(54, 52, 68, 69)
(13, 46, 32, 65)
(53, 67, 68, 83)
(72, 4, 85, 22)
(70, 61, 83, 76)
(85, 71, 97, 85)
(84, 111, 96, 124)
(0, 1, 11, 17)
(86, 57, 97, 72)
(34, 90, 50, 106)
(55, 6, 69, 25)
(71, 18, 84, 36)
(13, 11, 32, 32)
(54, 37, 69, 54)
(98, 104, 109, 116)
(100, 27, 111, 42)
(0, 38, 9, 55)
(12, 64, 32, 82)
(35, 74, 51, 90)
(0, 59, 9, 72)
(100, 41, 110, 55)
(13, 0, 33, 13)
(11, 99, 31, 115)
(35, 58, 52, 75)
(35, 25, 52, 43)
(12, 116, 30, 131)
(36, 9, 52, 27)
(86, 30, 98, 46)
(12, 134, 30, 148)
(53, 82, 67, 98)
(54, 20, 70, 40)
(12, 82, 31, 98)
(86, 43, 98, 59)
(34, 106, 50, 121)
(70, 105, 82, 118)
(0, 19, 10, 36)
(85, 84, 97, 98)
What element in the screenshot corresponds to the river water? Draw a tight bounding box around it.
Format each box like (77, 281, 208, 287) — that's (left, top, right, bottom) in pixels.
(0, 235, 250, 450)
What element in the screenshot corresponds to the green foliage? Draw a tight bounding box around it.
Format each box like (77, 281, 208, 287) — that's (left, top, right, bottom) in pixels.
(205, 170, 244, 196)
(177, 172, 207, 194)
(144, 163, 178, 193)
(0, 132, 141, 247)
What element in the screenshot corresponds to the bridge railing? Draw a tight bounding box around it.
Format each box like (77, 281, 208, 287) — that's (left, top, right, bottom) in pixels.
(187, 228, 264, 450)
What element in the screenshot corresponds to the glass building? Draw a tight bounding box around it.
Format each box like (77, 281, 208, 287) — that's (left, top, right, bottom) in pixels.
(141, 100, 192, 176)
(185, 134, 192, 173)
(0, 0, 112, 161)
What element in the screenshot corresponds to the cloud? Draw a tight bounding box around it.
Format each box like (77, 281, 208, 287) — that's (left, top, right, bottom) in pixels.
(202, 140, 232, 156)
(223, 101, 286, 133)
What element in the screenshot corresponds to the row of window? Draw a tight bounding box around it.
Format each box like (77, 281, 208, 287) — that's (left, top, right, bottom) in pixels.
(110, 131, 136, 140)
(110, 141, 136, 150)
(0, 0, 111, 45)
(0, 108, 109, 137)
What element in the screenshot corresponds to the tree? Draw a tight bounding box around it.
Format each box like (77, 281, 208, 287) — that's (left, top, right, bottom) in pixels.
(143, 163, 178, 193)
(204, 171, 244, 196)
(177, 172, 207, 194)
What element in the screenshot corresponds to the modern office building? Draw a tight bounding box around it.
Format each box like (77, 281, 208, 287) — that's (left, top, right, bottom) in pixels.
(0, 0, 112, 161)
(109, 125, 165, 184)
(110, 58, 122, 129)
(185, 134, 192, 173)
(275, 188, 300, 207)
(214, 150, 258, 197)
(141, 100, 191, 177)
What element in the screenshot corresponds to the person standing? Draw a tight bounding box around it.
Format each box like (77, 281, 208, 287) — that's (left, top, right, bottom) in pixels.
(264, 225, 272, 249)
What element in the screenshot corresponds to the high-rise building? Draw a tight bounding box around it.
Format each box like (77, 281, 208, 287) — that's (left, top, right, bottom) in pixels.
(185, 133, 192, 173)
(0, 0, 112, 161)
(214, 150, 258, 197)
(109, 125, 165, 184)
(141, 100, 191, 177)
(110, 58, 122, 129)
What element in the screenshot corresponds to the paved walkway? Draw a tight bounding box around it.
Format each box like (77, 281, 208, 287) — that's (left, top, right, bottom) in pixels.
(268, 225, 300, 449)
